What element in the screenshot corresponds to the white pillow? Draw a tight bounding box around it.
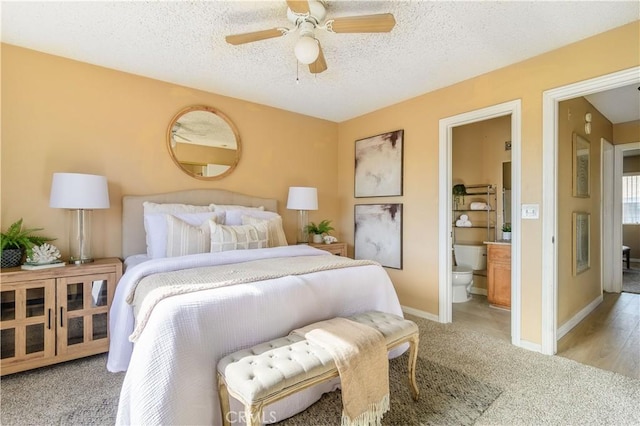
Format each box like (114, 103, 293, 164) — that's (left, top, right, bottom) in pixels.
(143, 201, 212, 214)
(241, 215, 288, 248)
(165, 215, 211, 257)
(209, 222, 268, 252)
(210, 204, 264, 213)
(225, 209, 279, 226)
(144, 211, 222, 258)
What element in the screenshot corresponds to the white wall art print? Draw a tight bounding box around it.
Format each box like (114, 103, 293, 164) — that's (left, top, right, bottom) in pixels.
(354, 203, 403, 269)
(354, 130, 404, 197)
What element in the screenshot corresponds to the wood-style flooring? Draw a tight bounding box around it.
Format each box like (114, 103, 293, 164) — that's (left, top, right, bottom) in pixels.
(452, 287, 639, 380)
(557, 291, 639, 379)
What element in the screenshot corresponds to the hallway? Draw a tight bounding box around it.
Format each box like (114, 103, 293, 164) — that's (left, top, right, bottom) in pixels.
(557, 291, 639, 379)
(452, 287, 639, 379)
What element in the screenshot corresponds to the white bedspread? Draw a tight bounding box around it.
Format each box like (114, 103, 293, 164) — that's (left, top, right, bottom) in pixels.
(108, 245, 404, 425)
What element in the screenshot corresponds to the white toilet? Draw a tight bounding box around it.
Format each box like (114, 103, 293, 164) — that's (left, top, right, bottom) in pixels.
(452, 244, 487, 303)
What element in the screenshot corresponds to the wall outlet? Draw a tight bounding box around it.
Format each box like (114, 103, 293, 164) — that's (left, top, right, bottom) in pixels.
(522, 204, 539, 219)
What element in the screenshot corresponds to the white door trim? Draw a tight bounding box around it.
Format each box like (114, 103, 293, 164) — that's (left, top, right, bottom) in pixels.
(615, 141, 640, 289)
(602, 138, 615, 293)
(541, 66, 640, 355)
(438, 99, 523, 347)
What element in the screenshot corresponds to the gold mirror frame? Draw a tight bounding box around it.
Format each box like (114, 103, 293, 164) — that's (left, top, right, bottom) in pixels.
(166, 105, 241, 180)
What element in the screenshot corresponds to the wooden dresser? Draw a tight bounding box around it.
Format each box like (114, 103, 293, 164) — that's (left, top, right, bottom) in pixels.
(0, 258, 122, 375)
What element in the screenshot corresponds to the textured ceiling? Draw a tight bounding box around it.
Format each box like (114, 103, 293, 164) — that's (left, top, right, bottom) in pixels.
(2, 1, 639, 122)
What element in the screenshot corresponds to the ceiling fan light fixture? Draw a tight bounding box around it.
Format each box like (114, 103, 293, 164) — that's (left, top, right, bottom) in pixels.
(294, 36, 319, 64)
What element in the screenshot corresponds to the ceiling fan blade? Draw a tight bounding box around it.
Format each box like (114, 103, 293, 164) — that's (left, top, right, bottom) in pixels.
(309, 42, 327, 74)
(328, 13, 396, 33)
(286, 0, 309, 14)
(225, 28, 285, 45)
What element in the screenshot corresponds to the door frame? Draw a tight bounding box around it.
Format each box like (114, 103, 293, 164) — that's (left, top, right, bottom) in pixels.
(601, 138, 615, 293)
(541, 66, 640, 355)
(438, 99, 522, 347)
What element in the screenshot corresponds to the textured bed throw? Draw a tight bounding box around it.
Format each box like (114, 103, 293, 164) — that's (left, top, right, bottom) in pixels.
(292, 318, 390, 426)
(128, 255, 378, 342)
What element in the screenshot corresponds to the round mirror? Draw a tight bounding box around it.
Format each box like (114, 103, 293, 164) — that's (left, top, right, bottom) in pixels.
(166, 105, 241, 180)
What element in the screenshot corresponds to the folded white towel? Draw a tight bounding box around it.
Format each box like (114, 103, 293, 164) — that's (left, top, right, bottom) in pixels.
(470, 202, 489, 211)
(455, 219, 465, 227)
(459, 214, 469, 221)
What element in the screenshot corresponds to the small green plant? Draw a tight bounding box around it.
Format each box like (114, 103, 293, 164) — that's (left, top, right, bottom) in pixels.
(1, 218, 55, 256)
(502, 223, 511, 232)
(452, 184, 467, 207)
(304, 219, 334, 236)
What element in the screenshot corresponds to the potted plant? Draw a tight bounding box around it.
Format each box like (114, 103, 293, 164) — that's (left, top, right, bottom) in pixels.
(502, 223, 512, 241)
(304, 220, 335, 244)
(1, 218, 55, 268)
(452, 184, 467, 209)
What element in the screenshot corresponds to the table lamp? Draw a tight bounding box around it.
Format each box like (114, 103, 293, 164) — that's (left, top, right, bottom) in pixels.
(286, 187, 318, 244)
(49, 173, 110, 264)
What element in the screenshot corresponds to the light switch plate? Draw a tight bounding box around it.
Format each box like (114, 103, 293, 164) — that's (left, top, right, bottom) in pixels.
(522, 204, 539, 219)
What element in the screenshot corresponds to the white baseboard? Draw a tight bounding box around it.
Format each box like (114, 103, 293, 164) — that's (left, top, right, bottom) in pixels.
(470, 287, 487, 296)
(556, 294, 603, 340)
(516, 339, 542, 353)
(401, 305, 440, 322)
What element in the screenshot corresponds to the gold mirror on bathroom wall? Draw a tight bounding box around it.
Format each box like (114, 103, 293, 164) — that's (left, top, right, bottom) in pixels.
(166, 105, 241, 180)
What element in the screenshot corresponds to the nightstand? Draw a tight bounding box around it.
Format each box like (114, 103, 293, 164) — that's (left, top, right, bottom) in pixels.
(309, 242, 348, 257)
(0, 258, 122, 375)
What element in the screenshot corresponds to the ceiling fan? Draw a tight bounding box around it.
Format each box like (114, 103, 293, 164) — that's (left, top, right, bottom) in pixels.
(225, 0, 396, 74)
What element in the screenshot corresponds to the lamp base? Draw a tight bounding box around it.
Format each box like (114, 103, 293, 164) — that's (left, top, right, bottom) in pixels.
(296, 210, 310, 244)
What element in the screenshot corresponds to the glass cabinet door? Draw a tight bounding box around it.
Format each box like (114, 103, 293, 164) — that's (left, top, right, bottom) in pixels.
(0, 279, 56, 368)
(56, 273, 115, 356)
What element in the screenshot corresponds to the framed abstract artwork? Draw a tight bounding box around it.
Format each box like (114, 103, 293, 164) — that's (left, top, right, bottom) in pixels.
(572, 211, 590, 275)
(354, 130, 404, 197)
(354, 203, 403, 269)
(572, 133, 590, 198)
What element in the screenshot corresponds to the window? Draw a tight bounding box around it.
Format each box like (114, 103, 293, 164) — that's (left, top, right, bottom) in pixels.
(622, 174, 640, 224)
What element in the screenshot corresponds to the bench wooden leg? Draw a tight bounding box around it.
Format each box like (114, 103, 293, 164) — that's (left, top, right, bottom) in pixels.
(217, 373, 232, 426)
(247, 404, 262, 426)
(408, 334, 420, 401)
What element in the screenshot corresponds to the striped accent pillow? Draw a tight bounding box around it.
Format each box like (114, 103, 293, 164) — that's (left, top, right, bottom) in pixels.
(241, 215, 288, 247)
(209, 222, 268, 252)
(165, 215, 212, 257)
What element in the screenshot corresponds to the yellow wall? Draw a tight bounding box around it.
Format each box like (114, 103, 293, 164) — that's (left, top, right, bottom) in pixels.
(337, 21, 639, 344)
(1, 44, 339, 258)
(613, 120, 640, 144)
(2, 21, 639, 347)
(453, 114, 511, 243)
(556, 97, 611, 326)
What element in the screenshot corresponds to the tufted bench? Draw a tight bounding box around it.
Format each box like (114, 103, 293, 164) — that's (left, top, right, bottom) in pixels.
(216, 311, 419, 426)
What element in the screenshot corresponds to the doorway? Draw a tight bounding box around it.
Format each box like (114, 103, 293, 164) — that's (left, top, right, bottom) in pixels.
(541, 66, 640, 355)
(438, 99, 523, 347)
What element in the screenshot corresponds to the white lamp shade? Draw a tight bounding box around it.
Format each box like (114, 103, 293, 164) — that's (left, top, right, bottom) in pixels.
(287, 187, 318, 210)
(294, 36, 320, 65)
(50, 173, 110, 209)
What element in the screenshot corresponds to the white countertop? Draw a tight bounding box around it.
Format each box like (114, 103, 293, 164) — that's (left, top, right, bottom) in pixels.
(484, 240, 512, 245)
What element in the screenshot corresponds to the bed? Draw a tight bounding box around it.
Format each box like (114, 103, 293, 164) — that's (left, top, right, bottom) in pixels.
(107, 189, 405, 425)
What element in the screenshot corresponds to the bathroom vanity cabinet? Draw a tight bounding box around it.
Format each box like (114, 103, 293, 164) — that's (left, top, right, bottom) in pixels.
(486, 243, 511, 309)
(453, 184, 497, 243)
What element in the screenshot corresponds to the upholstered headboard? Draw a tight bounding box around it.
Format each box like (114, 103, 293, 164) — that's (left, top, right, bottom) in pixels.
(122, 189, 278, 259)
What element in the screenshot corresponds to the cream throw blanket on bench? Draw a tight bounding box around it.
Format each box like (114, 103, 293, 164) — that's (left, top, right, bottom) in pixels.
(291, 318, 390, 426)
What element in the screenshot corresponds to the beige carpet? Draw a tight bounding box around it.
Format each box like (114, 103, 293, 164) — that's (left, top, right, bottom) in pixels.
(1, 315, 639, 425)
